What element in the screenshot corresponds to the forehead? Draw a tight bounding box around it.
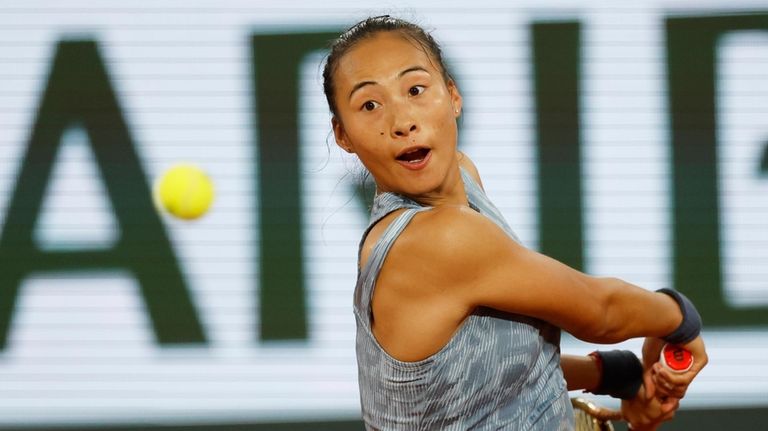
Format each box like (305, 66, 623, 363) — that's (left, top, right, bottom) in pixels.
(334, 32, 439, 86)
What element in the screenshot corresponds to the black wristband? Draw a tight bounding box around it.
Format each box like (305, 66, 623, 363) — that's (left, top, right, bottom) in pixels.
(589, 350, 643, 400)
(657, 288, 702, 345)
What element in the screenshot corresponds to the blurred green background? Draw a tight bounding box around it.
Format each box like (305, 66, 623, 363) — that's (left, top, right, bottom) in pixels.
(1, 1, 767, 429)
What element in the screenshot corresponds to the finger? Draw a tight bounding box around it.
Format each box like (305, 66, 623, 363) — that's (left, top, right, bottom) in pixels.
(651, 379, 686, 399)
(653, 374, 688, 398)
(660, 397, 680, 414)
(644, 370, 657, 399)
(652, 369, 690, 398)
(660, 408, 677, 422)
(650, 374, 673, 398)
(659, 366, 698, 386)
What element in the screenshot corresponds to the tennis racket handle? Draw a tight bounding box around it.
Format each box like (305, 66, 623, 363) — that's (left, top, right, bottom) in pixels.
(659, 343, 693, 372)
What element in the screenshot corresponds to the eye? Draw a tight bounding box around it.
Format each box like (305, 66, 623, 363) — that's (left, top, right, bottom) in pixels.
(408, 85, 425, 96)
(362, 100, 379, 111)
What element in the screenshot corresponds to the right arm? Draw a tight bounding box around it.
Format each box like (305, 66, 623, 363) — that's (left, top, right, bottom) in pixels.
(394, 203, 707, 398)
(409, 205, 682, 344)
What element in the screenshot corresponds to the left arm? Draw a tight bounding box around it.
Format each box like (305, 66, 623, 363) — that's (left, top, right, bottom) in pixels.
(561, 354, 600, 391)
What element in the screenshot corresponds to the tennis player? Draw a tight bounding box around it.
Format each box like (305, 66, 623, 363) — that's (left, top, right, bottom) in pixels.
(322, 16, 708, 430)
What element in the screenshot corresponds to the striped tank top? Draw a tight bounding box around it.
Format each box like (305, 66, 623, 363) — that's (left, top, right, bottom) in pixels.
(353, 168, 574, 430)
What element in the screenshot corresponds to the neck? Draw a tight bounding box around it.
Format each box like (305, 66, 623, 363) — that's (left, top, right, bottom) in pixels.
(406, 164, 467, 208)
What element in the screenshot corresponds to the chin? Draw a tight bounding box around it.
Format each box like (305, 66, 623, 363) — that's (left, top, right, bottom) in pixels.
(399, 175, 446, 198)
(375, 157, 453, 197)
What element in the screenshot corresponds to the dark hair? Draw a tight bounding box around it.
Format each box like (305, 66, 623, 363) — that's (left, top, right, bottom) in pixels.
(322, 15, 453, 118)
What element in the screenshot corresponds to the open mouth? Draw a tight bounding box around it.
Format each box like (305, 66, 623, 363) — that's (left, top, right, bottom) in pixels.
(396, 147, 431, 164)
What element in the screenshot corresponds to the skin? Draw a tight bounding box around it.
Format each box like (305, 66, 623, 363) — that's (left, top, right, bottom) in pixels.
(330, 31, 707, 430)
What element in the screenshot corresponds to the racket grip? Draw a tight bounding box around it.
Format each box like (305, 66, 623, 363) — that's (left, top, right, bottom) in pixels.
(659, 343, 693, 372)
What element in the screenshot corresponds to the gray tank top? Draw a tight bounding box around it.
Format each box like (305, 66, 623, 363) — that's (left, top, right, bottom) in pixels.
(353, 168, 574, 430)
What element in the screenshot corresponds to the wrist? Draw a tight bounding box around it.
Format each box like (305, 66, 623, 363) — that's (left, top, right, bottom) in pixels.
(587, 351, 603, 393)
(586, 350, 643, 400)
(656, 288, 702, 345)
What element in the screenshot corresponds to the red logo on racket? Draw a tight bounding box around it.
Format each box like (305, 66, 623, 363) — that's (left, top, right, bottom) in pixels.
(660, 344, 693, 372)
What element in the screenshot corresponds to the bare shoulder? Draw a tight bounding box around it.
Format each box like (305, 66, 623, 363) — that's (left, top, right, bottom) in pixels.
(362, 204, 508, 273)
(458, 151, 484, 190)
(388, 205, 516, 289)
(411, 205, 502, 246)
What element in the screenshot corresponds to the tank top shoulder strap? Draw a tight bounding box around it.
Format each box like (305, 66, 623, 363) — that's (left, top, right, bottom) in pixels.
(354, 191, 429, 330)
(460, 167, 521, 243)
(354, 207, 429, 329)
(356, 191, 423, 270)
(369, 191, 422, 224)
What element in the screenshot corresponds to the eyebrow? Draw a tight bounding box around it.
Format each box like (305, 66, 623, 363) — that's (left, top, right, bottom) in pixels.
(348, 66, 431, 101)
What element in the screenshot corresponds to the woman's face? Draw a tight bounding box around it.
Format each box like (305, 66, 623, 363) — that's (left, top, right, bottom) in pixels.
(331, 32, 462, 199)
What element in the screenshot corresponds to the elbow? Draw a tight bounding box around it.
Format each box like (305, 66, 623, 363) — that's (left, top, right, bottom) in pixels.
(576, 277, 629, 344)
(598, 289, 626, 343)
(580, 321, 626, 345)
(590, 326, 627, 345)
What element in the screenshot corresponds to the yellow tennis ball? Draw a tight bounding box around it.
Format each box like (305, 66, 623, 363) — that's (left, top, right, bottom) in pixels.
(154, 163, 215, 220)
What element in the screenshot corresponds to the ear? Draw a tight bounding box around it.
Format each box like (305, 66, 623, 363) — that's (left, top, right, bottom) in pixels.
(447, 79, 463, 117)
(332, 116, 355, 154)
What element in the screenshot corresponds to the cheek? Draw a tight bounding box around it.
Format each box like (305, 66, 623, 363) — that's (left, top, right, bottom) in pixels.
(346, 124, 389, 163)
(424, 95, 456, 128)
(434, 106, 458, 134)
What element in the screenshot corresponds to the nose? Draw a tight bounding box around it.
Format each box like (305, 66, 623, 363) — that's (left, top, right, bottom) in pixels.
(394, 123, 417, 137)
(391, 109, 418, 138)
